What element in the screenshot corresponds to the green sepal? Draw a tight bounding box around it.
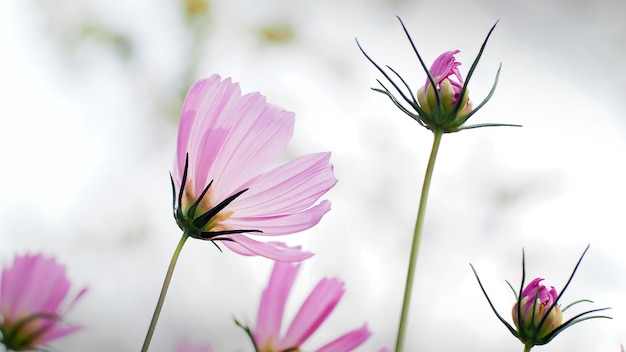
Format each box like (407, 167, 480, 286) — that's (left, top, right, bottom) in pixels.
(535, 307, 612, 345)
(472, 245, 612, 348)
(470, 263, 520, 339)
(234, 317, 259, 352)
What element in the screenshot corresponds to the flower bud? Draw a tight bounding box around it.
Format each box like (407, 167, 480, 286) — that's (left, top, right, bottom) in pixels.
(416, 50, 473, 124)
(512, 278, 562, 345)
(358, 19, 521, 133)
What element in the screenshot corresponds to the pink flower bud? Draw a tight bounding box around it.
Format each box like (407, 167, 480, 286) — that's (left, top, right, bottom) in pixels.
(512, 278, 563, 341)
(416, 50, 472, 121)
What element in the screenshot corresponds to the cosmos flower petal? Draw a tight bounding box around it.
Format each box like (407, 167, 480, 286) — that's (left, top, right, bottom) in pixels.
(2, 255, 71, 321)
(315, 324, 372, 352)
(230, 152, 336, 216)
(221, 235, 313, 262)
(205, 92, 295, 202)
(39, 325, 82, 343)
(254, 262, 300, 346)
(281, 278, 345, 347)
(224, 200, 331, 236)
(176, 341, 213, 352)
(251, 262, 371, 351)
(175, 75, 243, 193)
(426, 50, 462, 87)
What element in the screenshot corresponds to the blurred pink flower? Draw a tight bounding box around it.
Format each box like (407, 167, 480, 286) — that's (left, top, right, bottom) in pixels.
(252, 261, 370, 351)
(176, 341, 213, 352)
(0, 254, 86, 351)
(172, 74, 336, 261)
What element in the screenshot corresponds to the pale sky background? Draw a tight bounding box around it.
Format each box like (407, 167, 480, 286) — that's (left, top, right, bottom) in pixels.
(1, 0, 625, 351)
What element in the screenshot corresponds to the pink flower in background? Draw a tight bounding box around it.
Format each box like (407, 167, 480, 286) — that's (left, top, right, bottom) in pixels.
(176, 341, 213, 352)
(172, 74, 336, 261)
(0, 254, 86, 351)
(251, 261, 370, 351)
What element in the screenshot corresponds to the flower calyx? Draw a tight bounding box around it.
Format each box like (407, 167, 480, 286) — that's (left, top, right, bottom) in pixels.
(171, 154, 261, 241)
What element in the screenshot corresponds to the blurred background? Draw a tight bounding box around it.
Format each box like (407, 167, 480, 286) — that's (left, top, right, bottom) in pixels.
(1, 0, 625, 351)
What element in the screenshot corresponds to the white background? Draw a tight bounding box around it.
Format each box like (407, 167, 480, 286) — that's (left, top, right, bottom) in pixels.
(1, 0, 625, 351)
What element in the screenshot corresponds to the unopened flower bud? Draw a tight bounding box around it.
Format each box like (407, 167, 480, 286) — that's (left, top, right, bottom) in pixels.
(416, 50, 473, 124)
(512, 278, 562, 344)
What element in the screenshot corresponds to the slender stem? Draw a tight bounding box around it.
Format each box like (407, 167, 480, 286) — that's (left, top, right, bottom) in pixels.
(523, 344, 533, 352)
(394, 129, 444, 352)
(141, 232, 190, 352)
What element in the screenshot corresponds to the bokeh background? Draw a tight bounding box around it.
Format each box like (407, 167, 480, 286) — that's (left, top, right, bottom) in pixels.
(1, 0, 625, 351)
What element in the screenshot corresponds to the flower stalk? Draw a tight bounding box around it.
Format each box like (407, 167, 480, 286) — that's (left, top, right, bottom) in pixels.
(358, 16, 519, 352)
(141, 231, 190, 352)
(395, 129, 443, 352)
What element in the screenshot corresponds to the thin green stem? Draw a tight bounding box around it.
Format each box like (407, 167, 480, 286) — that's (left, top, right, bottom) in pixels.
(141, 232, 190, 352)
(394, 129, 444, 352)
(523, 344, 533, 352)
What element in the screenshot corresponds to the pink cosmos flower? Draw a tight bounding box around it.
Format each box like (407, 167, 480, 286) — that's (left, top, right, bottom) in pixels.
(176, 341, 213, 352)
(172, 74, 337, 261)
(0, 254, 86, 351)
(512, 277, 562, 340)
(251, 261, 371, 352)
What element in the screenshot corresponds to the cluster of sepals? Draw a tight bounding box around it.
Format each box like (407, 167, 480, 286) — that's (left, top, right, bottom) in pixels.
(357, 16, 519, 133)
(471, 245, 612, 348)
(1, 312, 60, 351)
(170, 154, 260, 244)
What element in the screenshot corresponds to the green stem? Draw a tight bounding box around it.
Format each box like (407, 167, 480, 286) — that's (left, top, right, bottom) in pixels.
(394, 129, 443, 352)
(523, 344, 533, 352)
(141, 232, 190, 352)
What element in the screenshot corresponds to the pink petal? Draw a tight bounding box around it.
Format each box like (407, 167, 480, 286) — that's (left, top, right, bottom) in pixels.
(521, 278, 544, 298)
(38, 324, 82, 344)
(175, 75, 241, 191)
(223, 200, 331, 236)
(315, 324, 372, 352)
(221, 235, 313, 262)
(2, 254, 70, 320)
(423, 50, 463, 91)
(230, 152, 336, 216)
(281, 278, 345, 347)
(176, 341, 213, 352)
(254, 262, 300, 346)
(205, 92, 295, 202)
